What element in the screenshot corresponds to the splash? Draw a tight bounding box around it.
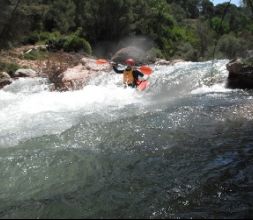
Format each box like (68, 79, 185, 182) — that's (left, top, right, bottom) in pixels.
(0, 60, 232, 147)
(93, 35, 155, 58)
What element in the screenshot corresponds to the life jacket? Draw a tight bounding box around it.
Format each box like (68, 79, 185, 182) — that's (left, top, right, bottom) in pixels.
(123, 69, 134, 85)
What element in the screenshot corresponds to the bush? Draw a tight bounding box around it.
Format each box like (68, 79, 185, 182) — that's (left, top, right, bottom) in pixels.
(63, 35, 92, 54)
(22, 31, 92, 55)
(22, 32, 40, 45)
(46, 34, 92, 54)
(22, 49, 49, 60)
(174, 42, 198, 61)
(22, 31, 62, 45)
(0, 61, 20, 75)
(39, 31, 61, 43)
(217, 34, 243, 59)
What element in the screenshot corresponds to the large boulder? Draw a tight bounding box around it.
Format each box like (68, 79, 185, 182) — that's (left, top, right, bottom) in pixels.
(111, 46, 149, 65)
(49, 57, 111, 91)
(226, 58, 253, 89)
(14, 68, 38, 78)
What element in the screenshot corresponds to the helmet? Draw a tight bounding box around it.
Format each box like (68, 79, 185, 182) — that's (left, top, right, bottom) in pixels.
(125, 58, 135, 66)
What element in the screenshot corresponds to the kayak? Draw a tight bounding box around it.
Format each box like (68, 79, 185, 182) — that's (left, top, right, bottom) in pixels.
(137, 80, 150, 91)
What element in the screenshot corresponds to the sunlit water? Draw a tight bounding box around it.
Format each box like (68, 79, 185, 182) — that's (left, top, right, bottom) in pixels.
(0, 60, 253, 218)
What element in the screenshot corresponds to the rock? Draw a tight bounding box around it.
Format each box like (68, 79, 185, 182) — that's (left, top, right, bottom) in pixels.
(226, 58, 243, 76)
(155, 58, 185, 65)
(170, 59, 185, 65)
(14, 68, 38, 78)
(111, 46, 149, 65)
(81, 57, 111, 71)
(226, 58, 253, 89)
(155, 59, 171, 65)
(51, 57, 112, 91)
(60, 64, 90, 91)
(0, 72, 12, 89)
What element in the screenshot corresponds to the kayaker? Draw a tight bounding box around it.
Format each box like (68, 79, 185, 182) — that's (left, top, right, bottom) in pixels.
(112, 58, 148, 88)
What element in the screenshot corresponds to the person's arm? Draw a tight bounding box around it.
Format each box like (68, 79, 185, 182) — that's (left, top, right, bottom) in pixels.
(133, 69, 144, 77)
(112, 64, 124, 74)
(133, 69, 149, 80)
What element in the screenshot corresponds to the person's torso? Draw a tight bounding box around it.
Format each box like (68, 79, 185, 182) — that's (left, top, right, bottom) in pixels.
(123, 69, 135, 84)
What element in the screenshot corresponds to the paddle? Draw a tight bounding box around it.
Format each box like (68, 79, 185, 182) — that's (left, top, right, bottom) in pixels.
(96, 59, 109, 64)
(96, 59, 153, 75)
(138, 65, 152, 75)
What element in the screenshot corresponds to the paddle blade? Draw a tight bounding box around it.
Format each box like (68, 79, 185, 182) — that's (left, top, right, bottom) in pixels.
(96, 59, 108, 64)
(139, 66, 152, 75)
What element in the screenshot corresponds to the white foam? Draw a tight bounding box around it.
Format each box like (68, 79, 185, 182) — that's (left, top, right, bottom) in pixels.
(0, 60, 232, 146)
(0, 77, 143, 146)
(191, 83, 232, 95)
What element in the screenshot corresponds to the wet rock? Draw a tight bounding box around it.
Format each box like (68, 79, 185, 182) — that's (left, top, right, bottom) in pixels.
(51, 57, 112, 91)
(155, 58, 185, 65)
(226, 58, 253, 89)
(14, 68, 38, 78)
(81, 57, 111, 71)
(111, 46, 149, 65)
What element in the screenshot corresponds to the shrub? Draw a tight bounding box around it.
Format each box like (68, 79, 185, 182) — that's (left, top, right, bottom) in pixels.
(217, 34, 243, 59)
(174, 42, 198, 61)
(0, 61, 20, 75)
(46, 36, 66, 51)
(46, 34, 92, 54)
(22, 32, 40, 45)
(63, 35, 92, 54)
(22, 49, 49, 60)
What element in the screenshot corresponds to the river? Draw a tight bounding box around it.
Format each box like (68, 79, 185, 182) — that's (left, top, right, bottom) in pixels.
(0, 60, 252, 218)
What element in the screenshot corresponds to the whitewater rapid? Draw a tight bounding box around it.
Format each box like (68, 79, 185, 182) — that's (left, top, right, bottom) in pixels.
(0, 60, 231, 147)
(1, 59, 253, 219)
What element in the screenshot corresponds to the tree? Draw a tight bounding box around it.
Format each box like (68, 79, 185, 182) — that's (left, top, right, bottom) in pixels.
(210, 17, 230, 35)
(196, 20, 213, 58)
(0, 0, 23, 48)
(43, 0, 76, 33)
(242, 0, 253, 15)
(218, 34, 243, 58)
(199, 0, 214, 18)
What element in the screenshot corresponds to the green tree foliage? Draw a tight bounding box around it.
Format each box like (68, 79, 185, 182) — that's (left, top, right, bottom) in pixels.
(210, 17, 230, 34)
(44, 0, 76, 33)
(167, 0, 201, 18)
(242, 0, 253, 15)
(0, 0, 24, 48)
(0, 0, 11, 33)
(218, 34, 244, 59)
(0, 0, 252, 60)
(199, 0, 214, 18)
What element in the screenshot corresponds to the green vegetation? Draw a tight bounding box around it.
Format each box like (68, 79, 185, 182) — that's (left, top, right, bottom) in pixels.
(0, 61, 21, 75)
(0, 0, 252, 61)
(21, 48, 48, 60)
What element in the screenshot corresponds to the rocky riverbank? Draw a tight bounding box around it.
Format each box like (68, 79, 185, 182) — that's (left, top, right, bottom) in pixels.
(0, 45, 157, 91)
(0, 45, 111, 91)
(1, 45, 253, 91)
